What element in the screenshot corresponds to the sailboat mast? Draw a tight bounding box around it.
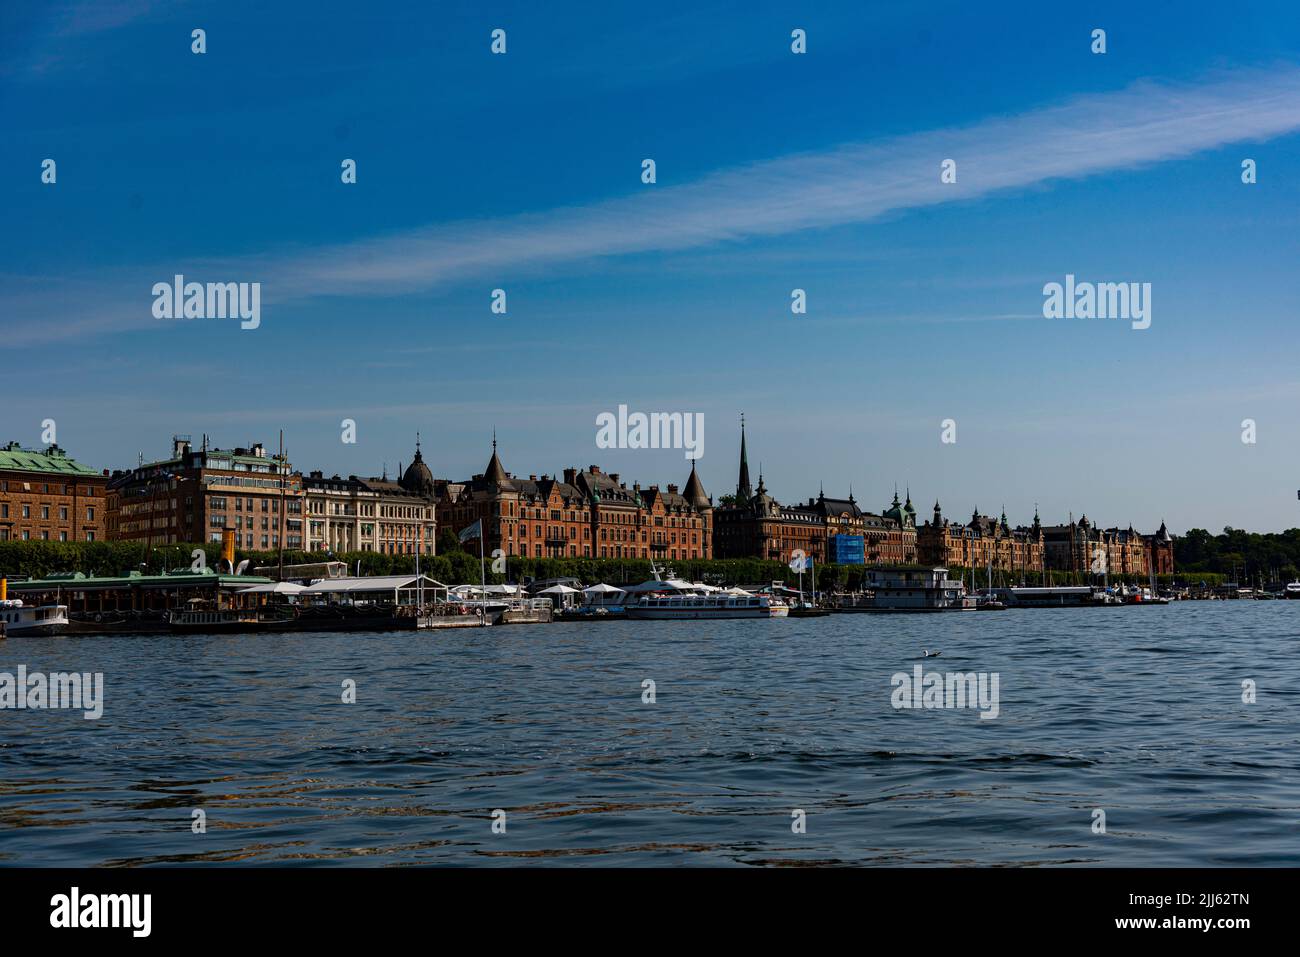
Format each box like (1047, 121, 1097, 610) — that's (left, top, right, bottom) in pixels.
(276, 429, 287, 581)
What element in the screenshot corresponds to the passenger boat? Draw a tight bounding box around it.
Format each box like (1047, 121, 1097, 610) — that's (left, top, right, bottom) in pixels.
(0, 599, 70, 636)
(997, 586, 1122, 608)
(627, 591, 789, 619)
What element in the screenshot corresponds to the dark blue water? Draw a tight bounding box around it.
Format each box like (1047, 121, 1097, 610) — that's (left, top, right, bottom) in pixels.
(1, 602, 1297, 866)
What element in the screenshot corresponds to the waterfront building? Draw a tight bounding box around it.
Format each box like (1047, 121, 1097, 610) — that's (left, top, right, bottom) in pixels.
(434, 439, 712, 561)
(106, 435, 303, 550)
(712, 420, 916, 565)
(917, 501, 1045, 575)
(713, 472, 827, 564)
(0, 442, 107, 543)
(302, 439, 437, 555)
(1143, 521, 1176, 576)
(1040, 514, 1150, 577)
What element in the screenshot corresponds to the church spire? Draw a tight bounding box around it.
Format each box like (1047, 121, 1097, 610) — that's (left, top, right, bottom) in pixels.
(736, 413, 753, 504)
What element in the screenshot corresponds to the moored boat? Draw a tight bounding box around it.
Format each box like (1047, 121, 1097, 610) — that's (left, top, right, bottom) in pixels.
(835, 567, 975, 612)
(627, 591, 789, 619)
(167, 606, 296, 633)
(0, 599, 69, 636)
(1286, 581, 1300, 600)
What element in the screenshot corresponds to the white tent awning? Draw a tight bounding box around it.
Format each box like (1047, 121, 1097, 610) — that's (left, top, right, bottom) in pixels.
(238, 582, 307, 594)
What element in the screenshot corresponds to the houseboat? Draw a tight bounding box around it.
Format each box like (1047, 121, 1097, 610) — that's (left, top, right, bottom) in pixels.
(835, 567, 975, 612)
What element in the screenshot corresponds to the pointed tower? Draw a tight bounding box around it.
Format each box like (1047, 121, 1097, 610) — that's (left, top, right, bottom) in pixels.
(683, 460, 711, 511)
(484, 433, 508, 486)
(736, 414, 753, 505)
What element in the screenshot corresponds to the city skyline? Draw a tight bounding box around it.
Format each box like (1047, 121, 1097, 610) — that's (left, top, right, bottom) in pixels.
(0, 422, 1209, 539)
(5, 2, 1300, 533)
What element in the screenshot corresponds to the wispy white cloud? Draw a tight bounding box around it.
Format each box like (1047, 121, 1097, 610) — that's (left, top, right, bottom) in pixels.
(10, 65, 1300, 343)
(252, 65, 1300, 299)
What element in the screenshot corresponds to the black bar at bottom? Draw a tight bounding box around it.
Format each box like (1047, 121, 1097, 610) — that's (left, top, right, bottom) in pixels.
(0, 867, 1278, 943)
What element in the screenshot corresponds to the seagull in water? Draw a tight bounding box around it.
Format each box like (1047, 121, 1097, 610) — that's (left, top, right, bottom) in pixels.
(923, 649, 941, 658)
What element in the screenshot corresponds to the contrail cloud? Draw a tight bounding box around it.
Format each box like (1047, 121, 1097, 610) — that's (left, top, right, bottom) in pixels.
(261, 64, 1300, 297)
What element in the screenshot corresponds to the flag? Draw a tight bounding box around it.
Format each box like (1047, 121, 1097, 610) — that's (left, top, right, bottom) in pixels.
(458, 519, 483, 543)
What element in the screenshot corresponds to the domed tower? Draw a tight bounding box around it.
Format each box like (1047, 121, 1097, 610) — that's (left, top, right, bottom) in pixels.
(752, 472, 776, 516)
(903, 488, 916, 528)
(400, 433, 435, 496)
(884, 488, 906, 525)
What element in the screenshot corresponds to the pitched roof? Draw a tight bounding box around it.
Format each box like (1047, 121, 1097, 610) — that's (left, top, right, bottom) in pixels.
(683, 462, 711, 509)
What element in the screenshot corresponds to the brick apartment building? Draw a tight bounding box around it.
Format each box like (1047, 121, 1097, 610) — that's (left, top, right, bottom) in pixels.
(0, 442, 108, 543)
(435, 439, 712, 561)
(106, 435, 304, 550)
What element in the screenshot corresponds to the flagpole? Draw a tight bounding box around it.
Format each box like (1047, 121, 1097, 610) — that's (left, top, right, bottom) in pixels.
(479, 523, 487, 626)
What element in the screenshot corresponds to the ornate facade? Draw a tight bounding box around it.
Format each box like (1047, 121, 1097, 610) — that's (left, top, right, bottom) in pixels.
(711, 420, 916, 565)
(302, 438, 437, 555)
(1041, 514, 1150, 577)
(917, 502, 1045, 574)
(435, 439, 712, 561)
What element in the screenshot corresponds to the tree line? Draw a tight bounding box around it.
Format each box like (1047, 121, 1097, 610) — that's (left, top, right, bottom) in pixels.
(1174, 527, 1300, 583)
(0, 538, 1227, 588)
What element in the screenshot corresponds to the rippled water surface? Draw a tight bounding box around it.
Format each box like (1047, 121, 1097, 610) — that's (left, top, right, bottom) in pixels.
(1, 602, 1298, 866)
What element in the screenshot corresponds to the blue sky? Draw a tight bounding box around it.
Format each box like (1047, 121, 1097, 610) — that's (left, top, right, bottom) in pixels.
(3, 0, 1300, 534)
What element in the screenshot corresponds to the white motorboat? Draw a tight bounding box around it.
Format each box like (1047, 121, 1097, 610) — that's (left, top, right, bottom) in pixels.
(0, 599, 69, 636)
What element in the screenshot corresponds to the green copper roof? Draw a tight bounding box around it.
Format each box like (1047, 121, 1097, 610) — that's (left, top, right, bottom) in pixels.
(0, 442, 100, 476)
(8, 569, 275, 589)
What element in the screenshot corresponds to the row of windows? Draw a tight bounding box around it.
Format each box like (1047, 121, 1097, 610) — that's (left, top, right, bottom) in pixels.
(0, 504, 95, 521)
(0, 481, 101, 495)
(0, 529, 96, 541)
